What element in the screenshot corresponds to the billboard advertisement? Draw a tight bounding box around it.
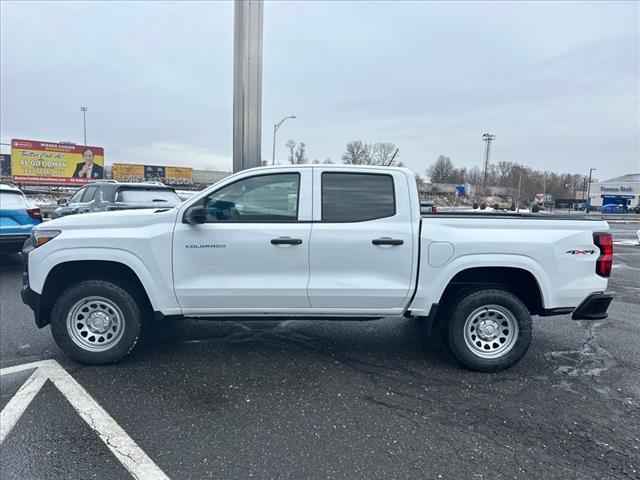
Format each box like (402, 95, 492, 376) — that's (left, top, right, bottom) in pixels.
(11, 139, 104, 185)
(0, 154, 11, 177)
(165, 166, 192, 185)
(112, 163, 145, 182)
(112, 163, 192, 185)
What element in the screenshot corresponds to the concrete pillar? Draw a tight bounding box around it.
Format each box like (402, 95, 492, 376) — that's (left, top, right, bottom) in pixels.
(233, 0, 263, 172)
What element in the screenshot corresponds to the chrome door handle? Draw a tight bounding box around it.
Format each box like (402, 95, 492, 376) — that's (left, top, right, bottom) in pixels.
(271, 237, 303, 245)
(372, 238, 403, 246)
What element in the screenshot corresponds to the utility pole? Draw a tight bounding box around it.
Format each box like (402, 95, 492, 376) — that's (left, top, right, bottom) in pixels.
(481, 133, 495, 195)
(272, 116, 296, 165)
(233, 0, 264, 172)
(542, 171, 547, 210)
(585, 168, 596, 213)
(80, 106, 88, 145)
(516, 171, 522, 213)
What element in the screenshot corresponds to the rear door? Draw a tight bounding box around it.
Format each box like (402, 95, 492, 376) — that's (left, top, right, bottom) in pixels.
(307, 169, 416, 311)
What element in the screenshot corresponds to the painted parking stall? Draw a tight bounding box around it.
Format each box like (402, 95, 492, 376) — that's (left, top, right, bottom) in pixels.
(0, 223, 638, 478)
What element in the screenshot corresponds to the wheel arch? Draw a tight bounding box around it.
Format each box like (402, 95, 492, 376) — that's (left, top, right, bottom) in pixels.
(437, 266, 545, 317)
(37, 260, 154, 328)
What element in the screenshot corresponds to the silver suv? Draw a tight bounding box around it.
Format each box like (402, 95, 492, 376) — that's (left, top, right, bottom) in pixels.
(53, 181, 182, 218)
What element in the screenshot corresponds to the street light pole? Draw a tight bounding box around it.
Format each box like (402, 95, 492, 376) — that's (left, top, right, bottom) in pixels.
(481, 133, 496, 196)
(80, 106, 88, 145)
(585, 168, 596, 213)
(272, 115, 296, 165)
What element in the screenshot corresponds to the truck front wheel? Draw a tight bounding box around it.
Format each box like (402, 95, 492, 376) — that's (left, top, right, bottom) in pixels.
(50, 279, 143, 364)
(443, 289, 532, 372)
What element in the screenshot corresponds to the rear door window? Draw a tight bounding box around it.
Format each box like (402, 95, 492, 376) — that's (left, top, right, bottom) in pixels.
(115, 188, 181, 205)
(0, 192, 26, 208)
(321, 173, 395, 222)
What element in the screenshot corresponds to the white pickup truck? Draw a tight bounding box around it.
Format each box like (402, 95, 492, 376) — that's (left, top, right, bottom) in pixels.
(21, 165, 614, 371)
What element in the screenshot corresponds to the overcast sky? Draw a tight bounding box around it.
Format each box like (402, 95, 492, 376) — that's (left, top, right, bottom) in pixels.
(1, 1, 638, 180)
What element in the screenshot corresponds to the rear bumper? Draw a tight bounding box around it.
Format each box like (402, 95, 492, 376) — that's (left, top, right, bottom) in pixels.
(572, 293, 613, 320)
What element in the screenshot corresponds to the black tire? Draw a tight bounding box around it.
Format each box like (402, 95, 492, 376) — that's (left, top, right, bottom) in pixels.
(442, 288, 532, 372)
(50, 279, 143, 365)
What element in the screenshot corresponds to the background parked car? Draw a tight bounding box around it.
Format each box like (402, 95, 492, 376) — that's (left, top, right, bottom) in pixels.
(602, 203, 627, 214)
(634, 205, 640, 214)
(53, 181, 182, 218)
(0, 183, 42, 252)
(420, 199, 437, 214)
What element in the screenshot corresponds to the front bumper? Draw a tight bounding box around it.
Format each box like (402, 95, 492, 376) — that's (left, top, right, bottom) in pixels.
(572, 293, 613, 320)
(0, 234, 30, 252)
(20, 239, 48, 328)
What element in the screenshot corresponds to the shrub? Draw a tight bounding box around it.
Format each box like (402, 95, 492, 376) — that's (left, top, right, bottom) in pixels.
(531, 203, 540, 213)
(473, 202, 479, 209)
(510, 203, 516, 211)
(493, 203, 500, 210)
(480, 202, 487, 210)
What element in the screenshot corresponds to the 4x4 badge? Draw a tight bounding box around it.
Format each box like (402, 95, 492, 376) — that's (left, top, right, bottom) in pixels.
(566, 249, 595, 255)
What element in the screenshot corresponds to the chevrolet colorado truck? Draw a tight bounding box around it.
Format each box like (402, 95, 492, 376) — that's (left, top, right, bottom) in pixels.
(21, 165, 614, 371)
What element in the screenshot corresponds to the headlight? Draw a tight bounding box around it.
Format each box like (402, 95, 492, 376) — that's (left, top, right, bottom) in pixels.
(32, 229, 61, 248)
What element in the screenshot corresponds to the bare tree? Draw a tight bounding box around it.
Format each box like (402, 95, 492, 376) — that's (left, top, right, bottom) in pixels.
(426, 155, 456, 183)
(285, 139, 296, 164)
(467, 165, 483, 186)
(323, 158, 334, 164)
(293, 142, 307, 164)
(497, 161, 514, 186)
(342, 141, 372, 165)
(372, 142, 398, 165)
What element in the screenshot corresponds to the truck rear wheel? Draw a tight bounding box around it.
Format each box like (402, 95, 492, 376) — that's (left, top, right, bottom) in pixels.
(50, 279, 142, 364)
(443, 288, 532, 372)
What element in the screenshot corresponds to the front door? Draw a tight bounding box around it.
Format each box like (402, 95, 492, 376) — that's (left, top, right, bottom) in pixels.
(172, 170, 313, 315)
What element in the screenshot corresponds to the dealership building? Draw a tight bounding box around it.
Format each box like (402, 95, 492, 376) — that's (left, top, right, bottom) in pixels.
(588, 173, 640, 210)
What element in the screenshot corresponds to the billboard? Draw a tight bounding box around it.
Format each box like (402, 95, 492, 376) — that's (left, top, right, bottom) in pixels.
(535, 193, 554, 204)
(165, 166, 193, 185)
(111, 163, 145, 182)
(11, 139, 104, 185)
(111, 163, 192, 185)
(0, 154, 10, 177)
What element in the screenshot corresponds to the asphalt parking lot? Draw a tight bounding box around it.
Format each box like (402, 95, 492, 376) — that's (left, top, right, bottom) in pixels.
(1, 223, 638, 479)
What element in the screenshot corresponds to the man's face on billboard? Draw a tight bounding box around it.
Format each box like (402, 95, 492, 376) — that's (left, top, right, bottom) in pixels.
(83, 149, 94, 165)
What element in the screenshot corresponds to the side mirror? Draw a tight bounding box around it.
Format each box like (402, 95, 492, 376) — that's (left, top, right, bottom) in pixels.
(183, 204, 206, 224)
(57, 198, 68, 207)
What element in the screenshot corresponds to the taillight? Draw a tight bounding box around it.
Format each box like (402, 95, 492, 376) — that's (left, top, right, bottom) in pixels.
(594, 232, 613, 277)
(431, 205, 437, 214)
(27, 208, 42, 221)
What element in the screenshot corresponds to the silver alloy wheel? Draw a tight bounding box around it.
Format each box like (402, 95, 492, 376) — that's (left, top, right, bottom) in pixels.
(66, 296, 125, 352)
(463, 304, 519, 359)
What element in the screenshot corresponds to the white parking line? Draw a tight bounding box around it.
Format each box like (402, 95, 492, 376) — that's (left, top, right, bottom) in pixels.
(0, 360, 170, 480)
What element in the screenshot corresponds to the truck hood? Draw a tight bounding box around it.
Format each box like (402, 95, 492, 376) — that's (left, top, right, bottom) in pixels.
(38, 207, 180, 231)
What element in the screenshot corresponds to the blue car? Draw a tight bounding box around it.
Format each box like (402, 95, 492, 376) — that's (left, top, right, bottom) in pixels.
(601, 203, 626, 214)
(0, 184, 42, 253)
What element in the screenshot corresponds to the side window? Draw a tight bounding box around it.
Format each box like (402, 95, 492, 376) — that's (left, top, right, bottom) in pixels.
(322, 173, 395, 222)
(68, 188, 86, 204)
(81, 186, 98, 202)
(203, 173, 300, 223)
